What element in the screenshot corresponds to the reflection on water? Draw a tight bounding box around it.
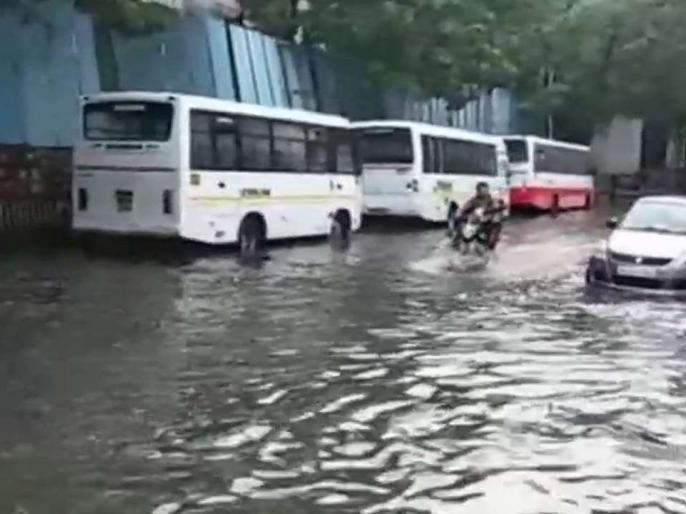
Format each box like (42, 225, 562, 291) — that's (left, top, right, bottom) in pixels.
(1, 210, 686, 514)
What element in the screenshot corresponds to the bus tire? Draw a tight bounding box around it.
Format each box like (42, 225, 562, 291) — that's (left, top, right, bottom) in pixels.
(447, 203, 458, 233)
(551, 195, 560, 217)
(584, 193, 592, 210)
(238, 214, 265, 258)
(331, 209, 352, 248)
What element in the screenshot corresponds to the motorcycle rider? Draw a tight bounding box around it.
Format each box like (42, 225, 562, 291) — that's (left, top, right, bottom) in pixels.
(453, 182, 504, 250)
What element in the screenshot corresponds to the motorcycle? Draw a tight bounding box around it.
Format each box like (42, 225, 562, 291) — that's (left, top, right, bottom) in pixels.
(450, 200, 505, 255)
(453, 207, 492, 256)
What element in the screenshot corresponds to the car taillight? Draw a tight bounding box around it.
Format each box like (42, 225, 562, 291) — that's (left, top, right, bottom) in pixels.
(78, 188, 88, 211)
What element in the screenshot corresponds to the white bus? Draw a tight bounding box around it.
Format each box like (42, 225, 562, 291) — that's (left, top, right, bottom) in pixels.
(503, 136, 593, 212)
(351, 121, 510, 223)
(72, 92, 362, 250)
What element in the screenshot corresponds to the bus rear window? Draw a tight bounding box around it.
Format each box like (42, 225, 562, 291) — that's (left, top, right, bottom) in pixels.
(504, 139, 528, 163)
(84, 101, 174, 142)
(359, 128, 413, 164)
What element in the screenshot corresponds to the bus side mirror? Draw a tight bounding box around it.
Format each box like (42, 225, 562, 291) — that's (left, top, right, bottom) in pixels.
(606, 217, 618, 229)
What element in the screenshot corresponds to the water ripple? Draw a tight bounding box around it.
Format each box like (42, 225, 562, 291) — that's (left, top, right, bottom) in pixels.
(3, 216, 686, 513)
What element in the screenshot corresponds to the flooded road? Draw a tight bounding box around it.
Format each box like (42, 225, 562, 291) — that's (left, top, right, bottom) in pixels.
(2, 209, 686, 514)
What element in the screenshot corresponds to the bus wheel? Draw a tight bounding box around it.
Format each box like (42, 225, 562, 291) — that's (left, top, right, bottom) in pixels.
(584, 193, 592, 210)
(331, 210, 351, 249)
(551, 195, 560, 217)
(447, 203, 458, 233)
(238, 214, 265, 258)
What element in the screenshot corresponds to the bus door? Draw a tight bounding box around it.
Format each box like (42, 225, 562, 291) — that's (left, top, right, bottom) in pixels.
(503, 138, 532, 188)
(328, 129, 362, 227)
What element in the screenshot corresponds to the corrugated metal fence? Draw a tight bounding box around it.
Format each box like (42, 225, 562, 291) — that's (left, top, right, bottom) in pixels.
(0, 3, 520, 148)
(0, 3, 520, 230)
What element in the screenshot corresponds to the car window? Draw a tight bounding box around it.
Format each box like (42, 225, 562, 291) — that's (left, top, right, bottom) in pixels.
(622, 201, 686, 234)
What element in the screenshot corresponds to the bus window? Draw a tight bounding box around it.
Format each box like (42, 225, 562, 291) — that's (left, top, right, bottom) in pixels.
(534, 145, 547, 171)
(443, 139, 468, 174)
(443, 140, 497, 176)
(306, 127, 329, 173)
(190, 112, 214, 169)
(214, 117, 238, 169)
(504, 139, 528, 163)
(190, 111, 238, 170)
(359, 128, 413, 164)
(239, 118, 272, 171)
(534, 144, 591, 174)
(272, 122, 306, 172)
(475, 144, 497, 175)
(84, 101, 173, 142)
(422, 136, 443, 174)
(332, 130, 357, 175)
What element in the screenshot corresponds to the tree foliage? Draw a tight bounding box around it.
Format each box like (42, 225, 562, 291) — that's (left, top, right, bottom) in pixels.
(247, 0, 686, 132)
(557, 0, 686, 125)
(246, 0, 564, 102)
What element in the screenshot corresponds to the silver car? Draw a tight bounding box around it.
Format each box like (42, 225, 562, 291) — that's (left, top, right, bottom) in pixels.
(586, 196, 686, 294)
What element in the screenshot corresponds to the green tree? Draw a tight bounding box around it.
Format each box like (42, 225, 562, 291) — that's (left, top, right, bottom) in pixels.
(518, 0, 686, 135)
(247, 0, 686, 139)
(246, 0, 563, 105)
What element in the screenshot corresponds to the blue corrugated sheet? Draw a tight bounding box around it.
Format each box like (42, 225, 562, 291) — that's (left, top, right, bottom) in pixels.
(278, 44, 317, 111)
(0, 6, 520, 146)
(205, 17, 235, 100)
(228, 24, 257, 103)
(0, 43, 26, 144)
(110, 16, 215, 96)
(0, 3, 99, 146)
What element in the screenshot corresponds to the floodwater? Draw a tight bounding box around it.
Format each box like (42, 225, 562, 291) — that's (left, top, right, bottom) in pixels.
(2, 209, 686, 514)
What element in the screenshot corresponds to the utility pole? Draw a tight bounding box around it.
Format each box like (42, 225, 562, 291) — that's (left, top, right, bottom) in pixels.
(546, 67, 555, 139)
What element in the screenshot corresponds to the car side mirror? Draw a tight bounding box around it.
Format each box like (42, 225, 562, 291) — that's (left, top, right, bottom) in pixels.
(606, 217, 618, 229)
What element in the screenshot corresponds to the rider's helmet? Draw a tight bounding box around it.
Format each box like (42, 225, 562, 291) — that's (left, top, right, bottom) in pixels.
(476, 181, 489, 198)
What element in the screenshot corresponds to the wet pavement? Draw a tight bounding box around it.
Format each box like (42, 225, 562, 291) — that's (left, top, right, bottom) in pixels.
(2, 207, 686, 514)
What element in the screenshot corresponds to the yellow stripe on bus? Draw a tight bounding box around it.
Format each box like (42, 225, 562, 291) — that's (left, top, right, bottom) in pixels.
(188, 195, 356, 206)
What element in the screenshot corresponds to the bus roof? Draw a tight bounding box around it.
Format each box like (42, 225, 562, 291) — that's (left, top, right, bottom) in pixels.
(503, 135, 590, 152)
(351, 120, 501, 146)
(81, 91, 351, 128)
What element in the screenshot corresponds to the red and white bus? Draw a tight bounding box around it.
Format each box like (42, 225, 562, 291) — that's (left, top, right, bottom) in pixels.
(503, 136, 593, 212)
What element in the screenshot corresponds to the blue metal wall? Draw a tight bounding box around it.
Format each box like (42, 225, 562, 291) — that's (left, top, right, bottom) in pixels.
(0, 5, 520, 146)
(0, 3, 99, 146)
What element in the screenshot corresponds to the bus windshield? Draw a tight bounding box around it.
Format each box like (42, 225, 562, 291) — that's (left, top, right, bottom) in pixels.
(534, 144, 590, 175)
(84, 101, 174, 142)
(504, 139, 528, 163)
(359, 128, 413, 164)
